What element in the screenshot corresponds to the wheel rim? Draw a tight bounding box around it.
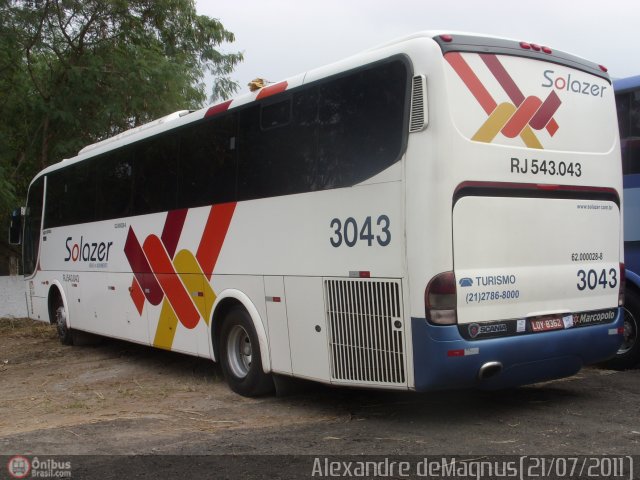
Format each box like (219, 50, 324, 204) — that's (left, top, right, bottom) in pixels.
(56, 304, 67, 329)
(226, 325, 252, 379)
(56, 305, 67, 325)
(618, 307, 638, 355)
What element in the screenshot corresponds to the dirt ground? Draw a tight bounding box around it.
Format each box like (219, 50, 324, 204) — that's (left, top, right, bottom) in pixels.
(1, 317, 640, 475)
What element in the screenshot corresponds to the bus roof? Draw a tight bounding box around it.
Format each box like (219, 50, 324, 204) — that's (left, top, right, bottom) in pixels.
(614, 75, 640, 94)
(34, 30, 610, 183)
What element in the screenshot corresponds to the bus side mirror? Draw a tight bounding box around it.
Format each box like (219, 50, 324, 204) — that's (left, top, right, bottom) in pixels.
(8, 207, 23, 245)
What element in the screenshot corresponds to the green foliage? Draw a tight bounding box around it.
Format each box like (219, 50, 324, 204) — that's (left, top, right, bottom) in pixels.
(0, 0, 243, 216)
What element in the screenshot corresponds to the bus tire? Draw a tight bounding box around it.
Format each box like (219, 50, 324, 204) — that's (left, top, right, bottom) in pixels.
(602, 287, 640, 370)
(51, 294, 73, 346)
(219, 306, 274, 397)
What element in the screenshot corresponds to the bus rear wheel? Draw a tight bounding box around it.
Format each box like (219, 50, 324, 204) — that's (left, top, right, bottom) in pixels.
(602, 287, 640, 370)
(219, 307, 274, 397)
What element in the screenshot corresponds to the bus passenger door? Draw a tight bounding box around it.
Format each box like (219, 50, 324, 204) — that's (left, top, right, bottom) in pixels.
(264, 276, 292, 374)
(77, 272, 148, 344)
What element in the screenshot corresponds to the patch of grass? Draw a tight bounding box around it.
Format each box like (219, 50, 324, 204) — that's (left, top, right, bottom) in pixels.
(0, 317, 56, 339)
(65, 401, 89, 410)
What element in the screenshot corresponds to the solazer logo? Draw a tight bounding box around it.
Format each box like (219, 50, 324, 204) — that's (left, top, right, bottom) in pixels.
(64, 236, 113, 262)
(542, 70, 608, 98)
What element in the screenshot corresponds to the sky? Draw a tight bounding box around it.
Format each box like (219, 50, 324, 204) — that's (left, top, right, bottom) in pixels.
(196, 0, 640, 99)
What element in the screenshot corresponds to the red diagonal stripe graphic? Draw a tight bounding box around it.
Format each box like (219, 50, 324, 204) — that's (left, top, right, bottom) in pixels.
(501, 96, 542, 138)
(480, 54, 525, 106)
(130, 277, 145, 315)
(124, 227, 163, 305)
(161, 209, 188, 259)
(143, 234, 200, 329)
(197, 202, 237, 280)
(445, 52, 497, 115)
(530, 91, 561, 130)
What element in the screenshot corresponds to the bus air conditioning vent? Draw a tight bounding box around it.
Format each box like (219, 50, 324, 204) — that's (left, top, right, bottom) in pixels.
(409, 75, 428, 133)
(324, 278, 406, 386)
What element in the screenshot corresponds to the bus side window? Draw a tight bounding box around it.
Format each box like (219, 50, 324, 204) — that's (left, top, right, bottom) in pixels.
(24, 177, 44, 275)
(96, 152, 133, 220)
(291, 87, 320, 191)
(44, 172, 64, 228)
(44, 163, 96, 228)
(133, 134, 179, 216)
(317, 60, 408, 189)
(178, 114, 237, 209)
(65, 160, 96, 225)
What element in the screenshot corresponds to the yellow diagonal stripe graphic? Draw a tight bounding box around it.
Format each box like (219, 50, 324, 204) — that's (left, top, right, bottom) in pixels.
(153, 298, 178, 350)
(472, 103, 516, 143)
(519, 125, 543, 149)
(174, 249, 216, 325)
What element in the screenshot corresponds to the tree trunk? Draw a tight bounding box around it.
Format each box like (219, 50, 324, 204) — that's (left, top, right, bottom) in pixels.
(41, 116, 49, 170)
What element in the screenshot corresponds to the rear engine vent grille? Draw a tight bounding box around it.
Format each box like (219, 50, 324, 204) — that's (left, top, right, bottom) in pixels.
(409, 75, 428, 132)
(324, 279, 405, 385)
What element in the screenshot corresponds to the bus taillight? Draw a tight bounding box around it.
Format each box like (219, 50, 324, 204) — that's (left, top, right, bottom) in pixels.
(425, 271, 457, 325)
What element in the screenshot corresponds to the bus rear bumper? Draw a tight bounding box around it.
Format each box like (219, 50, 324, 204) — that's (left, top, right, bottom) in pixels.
(411, 310, 624, 391)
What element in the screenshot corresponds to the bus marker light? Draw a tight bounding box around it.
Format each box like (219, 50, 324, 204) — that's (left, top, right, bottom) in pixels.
(599, 65, 608, 73)
(440, 34, 453, 43)
(349, 271, 371, 278)
(530, 44, 541, 51)
(542, 46, 552, 54)
(519, 42, 531, 50)
(266, 296, 281, 303)
(447, 347, 479, 357)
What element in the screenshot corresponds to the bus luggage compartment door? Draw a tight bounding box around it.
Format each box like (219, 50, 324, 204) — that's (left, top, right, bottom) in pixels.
(452, 195, 620, 328)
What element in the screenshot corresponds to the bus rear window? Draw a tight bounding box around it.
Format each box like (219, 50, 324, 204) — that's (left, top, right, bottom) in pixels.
(444, 52, 616, 153)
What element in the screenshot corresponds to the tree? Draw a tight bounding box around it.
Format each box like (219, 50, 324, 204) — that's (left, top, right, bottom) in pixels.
(0, 0, 243, 217)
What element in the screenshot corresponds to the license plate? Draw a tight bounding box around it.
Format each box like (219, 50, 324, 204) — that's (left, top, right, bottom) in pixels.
(530, 317, 565, 332)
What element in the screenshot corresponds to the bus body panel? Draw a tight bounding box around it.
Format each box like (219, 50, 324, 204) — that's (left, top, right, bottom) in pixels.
(35, 177, 404, 368)
(411, 312, 623, 390)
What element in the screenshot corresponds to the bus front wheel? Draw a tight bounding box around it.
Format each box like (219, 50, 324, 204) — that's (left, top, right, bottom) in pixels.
(603, 287, 640, 370)
(50, 293, 73, 346)
(219, 307, 274, 397)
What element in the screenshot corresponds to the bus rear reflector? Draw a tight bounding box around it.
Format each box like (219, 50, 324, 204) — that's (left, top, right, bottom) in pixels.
(425, 271, 457, 325)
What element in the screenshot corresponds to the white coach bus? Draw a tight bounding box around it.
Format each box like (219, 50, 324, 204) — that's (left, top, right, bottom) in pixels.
(9, 32, 624, 396)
